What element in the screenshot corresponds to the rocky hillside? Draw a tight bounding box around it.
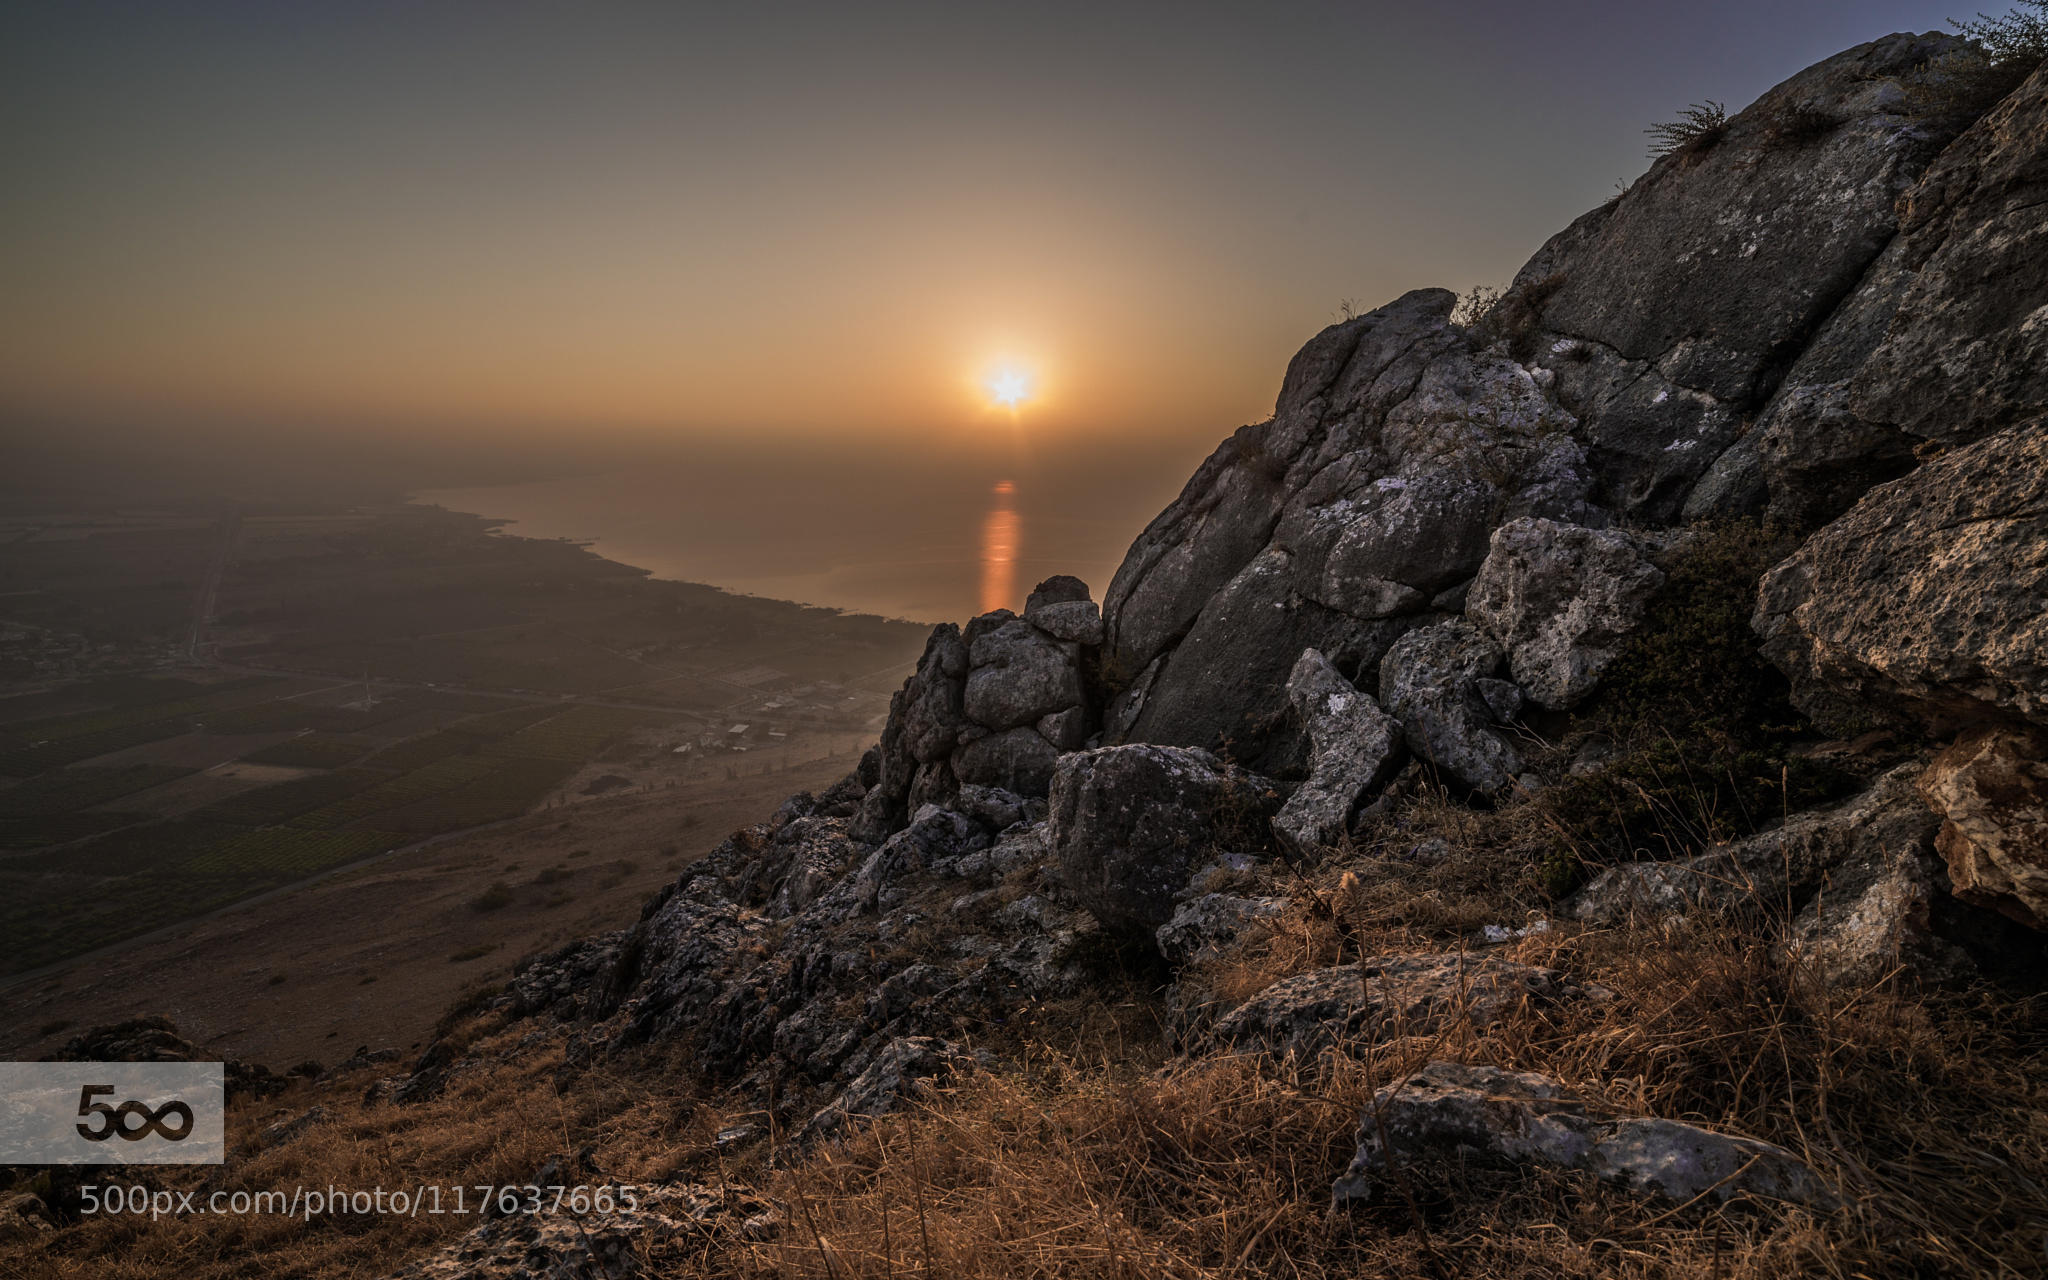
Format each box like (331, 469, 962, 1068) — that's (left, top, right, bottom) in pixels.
(8, 31, 2046, 1280)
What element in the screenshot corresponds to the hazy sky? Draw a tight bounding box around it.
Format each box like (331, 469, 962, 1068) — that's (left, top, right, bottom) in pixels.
(0, 0, 1981, 464)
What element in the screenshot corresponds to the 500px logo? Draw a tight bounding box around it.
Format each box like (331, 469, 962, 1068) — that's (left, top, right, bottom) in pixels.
(75, 1086, 196, 1142)
(0, 1062, 223, 1164)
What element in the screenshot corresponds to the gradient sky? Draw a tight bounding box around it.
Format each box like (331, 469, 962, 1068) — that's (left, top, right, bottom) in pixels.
(0, 0, 1982, 463)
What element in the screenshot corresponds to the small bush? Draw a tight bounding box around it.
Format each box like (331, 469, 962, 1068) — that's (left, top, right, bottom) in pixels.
(1645, 100, 1728, 161)
(448, 943, 500, 963)
(1954, 0, 2048, 67)
(37, 1019, 73, 1037)
(1457, 273, 1567, 361)
(533, 864, 574, 886)
(469, 881, 514, 912)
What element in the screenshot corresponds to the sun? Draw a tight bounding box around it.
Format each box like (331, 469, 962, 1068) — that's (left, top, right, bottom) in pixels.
(986, 367, 1032, 409)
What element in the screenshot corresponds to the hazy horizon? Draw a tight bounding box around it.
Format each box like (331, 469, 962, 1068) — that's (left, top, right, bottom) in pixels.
(1, 1, 1998, 620)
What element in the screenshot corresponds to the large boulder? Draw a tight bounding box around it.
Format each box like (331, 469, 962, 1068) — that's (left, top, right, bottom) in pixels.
(1919, 726, 2048, 930)
(963, 617, 1085, 729)
(1466, 518, 1665, 711)
(1048, 745, 1269, 935)
(1511, 32, 1973, 522)
(1377, 620, 1522, 794)
(1757, 57, 2048, 528)
(1332, 1062, 1838, 1209)
(1271, 648, 1404, 852)
(1754, 421, 2048, 732)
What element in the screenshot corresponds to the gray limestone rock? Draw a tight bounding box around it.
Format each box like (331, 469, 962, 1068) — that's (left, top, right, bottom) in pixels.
(1332, 1062, 1838, 1209)
(1467, 518, 1665, 710)
(1378, 621, 1523, 794)
(1271, 648, 1404, 851)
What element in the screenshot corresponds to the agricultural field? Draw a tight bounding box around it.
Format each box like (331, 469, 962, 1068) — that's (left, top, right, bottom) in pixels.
(0, 495, 919, 976)
(0, 678, 676, 975)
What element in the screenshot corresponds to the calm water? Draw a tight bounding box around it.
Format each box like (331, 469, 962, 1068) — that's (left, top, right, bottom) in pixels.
(418, 442, 1205, 624)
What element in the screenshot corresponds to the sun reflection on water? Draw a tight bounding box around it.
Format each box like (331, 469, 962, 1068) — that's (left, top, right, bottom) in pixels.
(979, 479, 1019, 615)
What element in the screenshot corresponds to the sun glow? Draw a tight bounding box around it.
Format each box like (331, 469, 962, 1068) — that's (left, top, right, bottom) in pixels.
(986, 367, 1033, 409)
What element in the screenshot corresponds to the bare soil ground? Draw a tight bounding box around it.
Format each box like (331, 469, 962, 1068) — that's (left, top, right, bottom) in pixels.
(0, 745, 860, 1068)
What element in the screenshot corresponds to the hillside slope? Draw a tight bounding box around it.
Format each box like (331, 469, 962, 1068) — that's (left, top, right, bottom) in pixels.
(7, 32, 2046, 1280)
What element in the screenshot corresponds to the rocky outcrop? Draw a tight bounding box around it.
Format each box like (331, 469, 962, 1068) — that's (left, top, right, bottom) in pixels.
(1047, 744, 1272, 935)
(1332, 1062, 1838, 1210)
(858, 580, 1103, 835)
(1271, 648, 1403, 851)
(1512, 33, 1973, 523)
(1919, 727, 2048, 930)
(1466, 518, 1666, 711)
(1378, 620, 1523, 793)
(1097, 288, 1596, 763)
(1755, 57, 2048, 527)
(1754, 421, 2048, 733)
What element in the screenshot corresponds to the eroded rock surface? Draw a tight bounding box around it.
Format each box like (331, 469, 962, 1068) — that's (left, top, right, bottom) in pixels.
(1919, 726, 2048, 930)
(1754, 421, 2048, 732)
(1333, 1062, 1838, 1210)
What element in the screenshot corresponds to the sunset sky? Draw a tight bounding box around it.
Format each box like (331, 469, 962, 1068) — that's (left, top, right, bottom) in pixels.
(0, 0, 1975, 464)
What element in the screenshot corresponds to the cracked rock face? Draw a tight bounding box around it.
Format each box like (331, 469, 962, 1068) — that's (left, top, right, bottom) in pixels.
(1511, 32, 1972, 523)
(1919, 726, 2048, 931)
(1754, 420, 2048, 733)
(1270, 648, 1404, 852)
(1466, 518, 1665, 711)
(1333, 1062, 1839, 1210)
(1097, 288, 1598, 765)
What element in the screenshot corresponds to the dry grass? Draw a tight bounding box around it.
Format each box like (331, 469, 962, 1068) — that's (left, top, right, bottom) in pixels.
(726, 912, 2046, 1279)
(7, 833, 2044, 1279)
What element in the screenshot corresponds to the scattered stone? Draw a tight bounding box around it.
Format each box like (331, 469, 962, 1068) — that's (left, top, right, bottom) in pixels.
(381, 1181, 780, 1279)
(1210, 955, 1578, 1057)
(1571, 764, 1968, 984)
(1467, 517, 1666, 710)
(1378, 621, 1523, 793)
(1272, 648, 1404, 852)
(1155, 893, 1288, 967)
(1332, 1062, 1839, 1209)
(798, 1036, 984, 1143)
